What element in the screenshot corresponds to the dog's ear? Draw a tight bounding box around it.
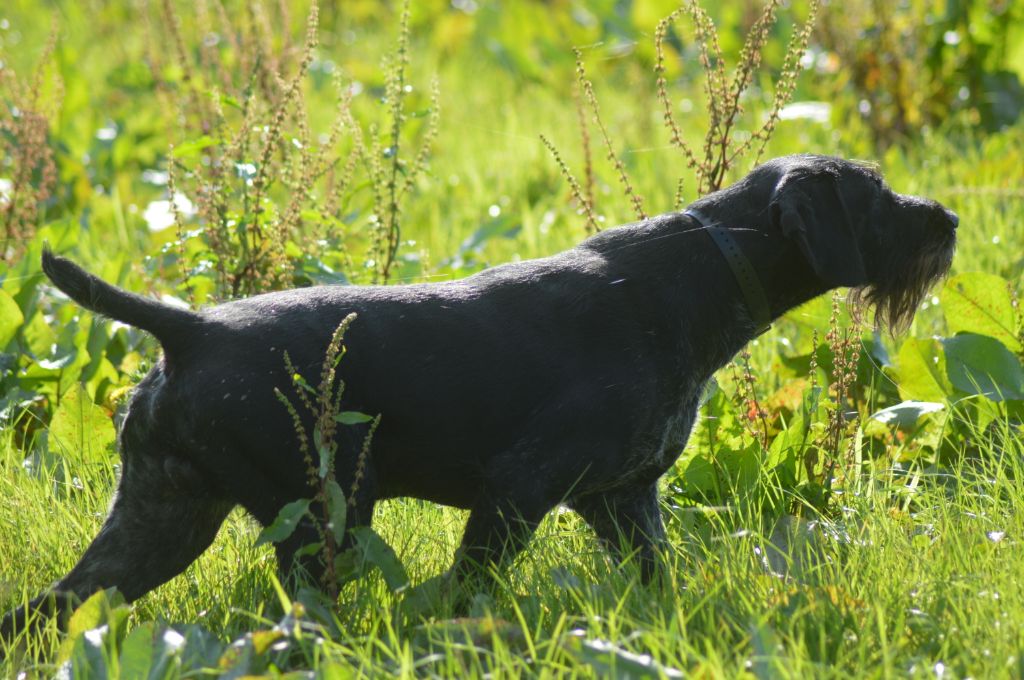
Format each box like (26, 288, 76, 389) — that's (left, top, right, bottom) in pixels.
(771, 173, 868, 287)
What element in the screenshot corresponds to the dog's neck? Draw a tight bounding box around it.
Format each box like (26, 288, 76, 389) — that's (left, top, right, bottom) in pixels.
(581, 211, 833, 385)
(655, 211, 832, 381)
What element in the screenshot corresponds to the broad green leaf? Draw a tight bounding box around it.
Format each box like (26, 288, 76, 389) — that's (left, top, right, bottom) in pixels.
(80, 316, 114, 385)
(174, 624, 227, 673)
(317, 660, 360, 680)
(251, 628, 284, 655)
(677, 453, 717, 499)
(122, 625, 204, 680)
(766, 412, 810, 476)
(59, 594, 107, 665)
(255, 498, 312, 547)
(349, 526, 409, 593)
(217, 634, 257, 675)
(335, 411, 374, 425)
(0, 288, 23, 348)
(68, 627, 111, 679)
(334, 550, 363, 586)
(749, 621, 785, 679)
(22, 310, 57, 357)
(58, 342, 95, 398)
(687, 390, 746, 460)
(49, 383, 117, 462)
(942, 333, 1024, 401)
(326, 479, 348, 544)
(784, 293, 854, 332)
(943, 272, 1021, 353)
(38, 353, 77, 371)
(117, 623, 155, 679)
(869, 401, 945, 428)
(765, 418, 794, 471)
(38, 216, 81, 253)
(292, 587, 344, 635)
(85, 357, 120, 401)
(58, 589, 127, 665)
(146, 627, 190, 680)
(1, 242, 43, 299)
(893, 338, 954, 402)
(171, 135, 216, 158)
(294, 541, 324, 559)
(764, 386, 823, 474)
(719, 439, 762, 493)
(564, 630, 685, 678)
(220, 93, 243, 110)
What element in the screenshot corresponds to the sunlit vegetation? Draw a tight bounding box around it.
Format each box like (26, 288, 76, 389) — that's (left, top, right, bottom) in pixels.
(1, 0, 1023, 676)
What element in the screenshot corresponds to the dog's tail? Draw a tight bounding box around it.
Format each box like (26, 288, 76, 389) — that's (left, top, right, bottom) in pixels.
(42, 249, 202, 351)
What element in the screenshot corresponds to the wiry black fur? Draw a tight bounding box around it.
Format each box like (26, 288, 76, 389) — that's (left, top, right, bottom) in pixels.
(41, 253, 202, 359)
(1, 155, 957, 639)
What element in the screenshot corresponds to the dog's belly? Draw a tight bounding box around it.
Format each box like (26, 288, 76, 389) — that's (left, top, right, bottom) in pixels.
(373, 448, 481, 509)
(364, 389, 701, 511)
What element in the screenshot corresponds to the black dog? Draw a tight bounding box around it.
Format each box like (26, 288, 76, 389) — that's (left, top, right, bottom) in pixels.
(1, 155, 956, 637)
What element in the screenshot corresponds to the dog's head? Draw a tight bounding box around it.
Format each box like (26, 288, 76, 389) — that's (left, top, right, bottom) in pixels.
(760, 154, 957, 332)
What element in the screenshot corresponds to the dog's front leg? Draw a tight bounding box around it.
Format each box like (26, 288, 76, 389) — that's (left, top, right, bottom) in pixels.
(0, 454, 232, 639)
(270, 474, 378, 594)
(570, 483, 666, 582)
(450, 495, 555, 587)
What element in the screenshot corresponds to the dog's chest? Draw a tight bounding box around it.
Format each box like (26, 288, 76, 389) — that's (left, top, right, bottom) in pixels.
(627, 385, 702, 478)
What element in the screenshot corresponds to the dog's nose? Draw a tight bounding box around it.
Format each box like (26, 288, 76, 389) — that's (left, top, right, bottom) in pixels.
(945, 209, 959, 230)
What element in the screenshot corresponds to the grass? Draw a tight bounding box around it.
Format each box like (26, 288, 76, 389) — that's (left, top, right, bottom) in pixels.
(1, 0, 1023, 677)
(4, 425, 1024, 676)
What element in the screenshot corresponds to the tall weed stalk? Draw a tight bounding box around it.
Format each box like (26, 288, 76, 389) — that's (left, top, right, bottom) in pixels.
(349, 0, 440, 284)
(545, 0, 820, 232)
(273, 313, 381, 599)
(150, 0, 438, 300)
(0, 24, 61, 263)
(821, 292, 863, 496)
(656, 0, 821, 196)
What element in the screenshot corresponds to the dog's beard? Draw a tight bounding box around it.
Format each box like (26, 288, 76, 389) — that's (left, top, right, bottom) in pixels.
(849, 235, 955, 334)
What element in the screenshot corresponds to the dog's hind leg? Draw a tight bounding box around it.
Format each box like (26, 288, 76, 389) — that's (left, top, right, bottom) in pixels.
(0, 453, 231, 638)
(571, 483, 666, 582)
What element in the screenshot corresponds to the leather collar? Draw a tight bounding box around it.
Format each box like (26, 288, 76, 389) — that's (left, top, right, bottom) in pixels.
(684, 208, 772, 336)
